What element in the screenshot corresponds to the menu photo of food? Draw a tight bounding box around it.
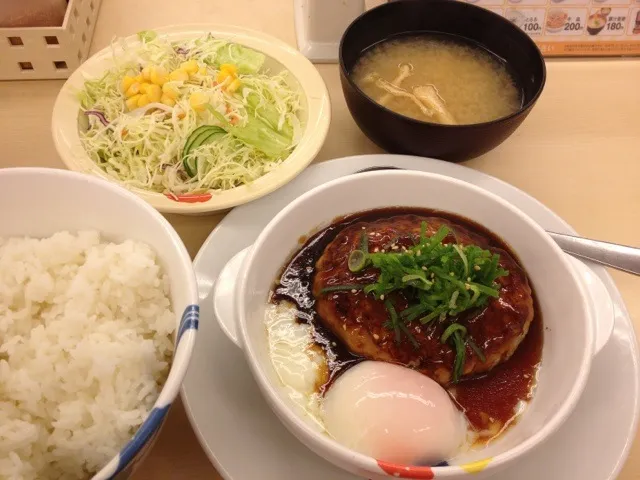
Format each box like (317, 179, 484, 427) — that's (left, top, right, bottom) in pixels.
(586, 7, 629, 35)
(546, 8, 569, 32)
(508, 0, 547, 7)
(588, 7, 611, 35)
(545, 8, 587, 34)
(507, 8, 527, 25)
(507, 8, 547, 34)
(455, 0, 640, 55)
(549, 0, 589, 6)
(631, 7, 640, 34)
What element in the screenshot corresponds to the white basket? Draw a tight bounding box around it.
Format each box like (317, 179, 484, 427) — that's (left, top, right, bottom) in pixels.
(0, 0, 102, 80)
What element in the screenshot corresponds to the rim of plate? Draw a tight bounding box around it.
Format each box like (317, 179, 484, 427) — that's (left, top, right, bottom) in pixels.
(51, 24, 331, 214)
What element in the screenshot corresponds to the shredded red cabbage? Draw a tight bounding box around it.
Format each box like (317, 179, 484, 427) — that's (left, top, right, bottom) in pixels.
(85, 110, 109, 126)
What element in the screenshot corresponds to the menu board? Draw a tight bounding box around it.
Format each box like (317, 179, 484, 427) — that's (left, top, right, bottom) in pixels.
(462, 0, 640, 56)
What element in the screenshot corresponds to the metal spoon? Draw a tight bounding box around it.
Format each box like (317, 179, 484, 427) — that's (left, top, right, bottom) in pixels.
(546, 232, 640, 276)
(354, 166, 640, 276)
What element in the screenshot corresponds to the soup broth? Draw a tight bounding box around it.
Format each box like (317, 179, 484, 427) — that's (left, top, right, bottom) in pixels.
(351, 34, 523, 125)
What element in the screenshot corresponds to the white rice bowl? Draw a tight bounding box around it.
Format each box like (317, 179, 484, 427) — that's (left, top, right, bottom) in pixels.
(0, 230, 175, 479)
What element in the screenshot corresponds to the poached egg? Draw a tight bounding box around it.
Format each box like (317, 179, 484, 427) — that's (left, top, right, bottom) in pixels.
(322, 361, 466, 465)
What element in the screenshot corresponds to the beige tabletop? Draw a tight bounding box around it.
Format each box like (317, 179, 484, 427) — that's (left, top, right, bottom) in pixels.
(0, 0, 639, 478)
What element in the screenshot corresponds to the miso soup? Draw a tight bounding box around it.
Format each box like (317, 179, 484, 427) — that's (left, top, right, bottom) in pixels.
(351, 34, 523, 125)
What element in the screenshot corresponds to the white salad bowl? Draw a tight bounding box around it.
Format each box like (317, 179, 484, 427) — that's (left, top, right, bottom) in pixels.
(0, 168, 198, 479)
(51, 24, 330, 215)
(211, 170, 614, 479)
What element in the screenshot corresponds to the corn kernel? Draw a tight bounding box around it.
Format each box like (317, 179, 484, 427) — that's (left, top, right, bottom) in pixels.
(137, 94, 150, 108)
(189, 92, 208, 112)
(180, 60, 199, 75)
(146, 84, 162, 103)
(160, 94, 176, 107)
(126, 94, 141, 111)
(220, 63, 237, 75)
(150, 67, 168, 86)
(139, 83, 149, 94)
(169, 69, 189, 82)
(162, 83, 180, 100)
(197, 66, 207, 76)
(156, 74, 169, 86)
(134, 74, 144, 83)
(121, 75, 136, 93)
(141, 66, 152, 81)
(216, 70, 232, 84)
(125, 82, 141, 97)
(226, 78, 242, 93)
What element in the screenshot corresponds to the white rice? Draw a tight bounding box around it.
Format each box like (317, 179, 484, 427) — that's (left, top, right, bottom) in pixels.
(0, 231, 175, 479)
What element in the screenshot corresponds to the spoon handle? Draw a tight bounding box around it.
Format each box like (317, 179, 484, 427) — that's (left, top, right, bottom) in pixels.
(547, 231, 640, 276)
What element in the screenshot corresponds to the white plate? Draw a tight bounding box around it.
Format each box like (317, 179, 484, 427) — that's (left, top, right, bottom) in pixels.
(183, 154, 640, 480)
(52, 24, 330, 215)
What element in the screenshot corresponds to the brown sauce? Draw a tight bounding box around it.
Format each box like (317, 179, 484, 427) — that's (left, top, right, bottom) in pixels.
(452, 313, 542, 437)
(270, 207, 543, 439)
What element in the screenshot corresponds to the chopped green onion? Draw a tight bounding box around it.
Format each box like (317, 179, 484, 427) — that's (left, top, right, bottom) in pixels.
(448, 290, 460, 309)
(402, 274, 432, 289)
(403, 304, 431, 322)
(420, 306, 447, 324)
(441, 323, 467, 344)
(360, 230, 369, 253)
(468, 282, 500, 298)
(429, 225, 450, 248)
(398, 322, 420, 349)
(467, 337, 486, 363)
(320, 284, 365, 294)
(384, 298, 403, 345)
(468, 284, 481, 304)
(452, 330, 466, 382)
(401, 303, 429, 318)
(453, 244, 469, 278)
(348, 250, 368, 272)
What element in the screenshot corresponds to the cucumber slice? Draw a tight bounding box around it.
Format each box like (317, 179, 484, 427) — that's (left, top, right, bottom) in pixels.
(191, 127, 226, 153)
(183, 154, 199, 178)
(182, 126, 213, 158)
(183, 126, 227, 177)
(196, 128, 226, 151)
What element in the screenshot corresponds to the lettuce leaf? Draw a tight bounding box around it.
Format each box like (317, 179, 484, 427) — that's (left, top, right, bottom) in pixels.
(137, 30, 158, 43)
(229, 116, 291, 158)
(215, 44, 265, 74)
(245, 91, 293, 138)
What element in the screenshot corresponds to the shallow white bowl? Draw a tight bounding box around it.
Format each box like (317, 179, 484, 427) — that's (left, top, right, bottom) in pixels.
(213, 170, 605, 479)
(52, 24, 330, 215)
(0, 168, 199, 479)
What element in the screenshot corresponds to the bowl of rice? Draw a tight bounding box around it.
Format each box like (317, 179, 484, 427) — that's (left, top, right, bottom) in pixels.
(0, 168, 198, 479)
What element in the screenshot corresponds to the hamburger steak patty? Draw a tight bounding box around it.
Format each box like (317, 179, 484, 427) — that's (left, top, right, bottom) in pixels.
(313, 215, 534, 385)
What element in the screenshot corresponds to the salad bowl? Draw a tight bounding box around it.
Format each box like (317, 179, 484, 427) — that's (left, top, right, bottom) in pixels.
(52, 24, 330, 214)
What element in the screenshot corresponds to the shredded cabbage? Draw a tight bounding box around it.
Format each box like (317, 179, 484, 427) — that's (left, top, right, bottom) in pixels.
(78, 31, 303, 195)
